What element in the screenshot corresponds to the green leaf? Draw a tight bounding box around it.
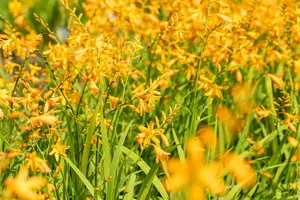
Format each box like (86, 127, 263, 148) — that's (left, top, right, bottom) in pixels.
(121, 146, 169, 200)
(124, 173, 137, 200)
(172, 128, 185, 162)
(64, 157, 99, 198)
(80, 97, 101, 177)
(107, 121, 132, 200)
(137, 163, 160, 200)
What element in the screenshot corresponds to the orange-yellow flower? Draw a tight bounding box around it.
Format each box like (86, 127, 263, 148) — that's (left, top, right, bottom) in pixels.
(136, 121, 169, 149)
(197, 162, 227, 196)
(5, 166, 46, 200)
(25, 152, 52, 173)
(30, 114, 58, 127)
(49, 137, 70, 161)
(255, 105, 275, 121)
(0, 108, 4, 120)
(198, 126, 218, 149)
(164, 137, 227, 199)
(288, 136, 299, 147)
(222, 152, 256, 189)
(9, 111, 24, 120)
(151, 144, 170, 163)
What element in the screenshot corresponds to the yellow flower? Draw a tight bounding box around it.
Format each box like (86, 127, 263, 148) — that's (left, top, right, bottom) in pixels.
(0, 152, 10, 173)
(255, 105, 275, 121)
(268, 73, 284, 88)
(0, 108, 4, 120)
(282, 112, 300, 133)
(49, 137, 70, 161)
(25, 152, 52, 173)
(291, 148, 300, 162)
(288, 136, 299, 147)
(198, 126, 218, 149)
(204, 83, 229, 100)
(151, 144, 170, 163)
(90, 80, 99, 95)
(9, 111, 24, 120)
(215, 105, 233, 124)
(197, 162, 227, 196)
(8, 0, 23, 17)
(164, 159, 189, 192)
(136, 121, 169, 149)
(30, 114, 58, 127)
(5, 166, 46, 200)
(222, 152, 256, 189)
(0, 149, 21, 172)
(109, 95, 119, 109)
(164, 137, 227, 199)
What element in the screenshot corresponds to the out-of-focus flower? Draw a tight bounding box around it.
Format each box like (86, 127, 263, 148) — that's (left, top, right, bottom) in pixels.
(5, 166, 46, 200)
(0, 108, 4, 119)
(0, 149, 21, 173)
(222, 152, 256, 189)
(9, 111, 24, 119)
(30, 114, 58, 127)
(198, 126, 218, 149)
(288, 136, 299, 147)
(231, 83, 253, 103)
(47, 183, 56, 192)
(109, 96, 119, 109)
(90, 80, 99, 95)
(0, 152, 10, 173)
(164, 137, 228, 200)
(268, 73, 284, 88)
(291, 148, 300, 162)
(197, 162, 227, 196)
(215, 105, 232, 124)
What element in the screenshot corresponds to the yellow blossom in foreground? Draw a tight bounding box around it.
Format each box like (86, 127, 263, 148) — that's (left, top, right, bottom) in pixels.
(5, 166, 46, 200)
(222, 152, 256, 189)
(164, 137, 227, 199)
(198, 126, 218, 149)
(197, 162, 227, 196)
(49, 137, 70, 161)
(164, 137, 256, 199)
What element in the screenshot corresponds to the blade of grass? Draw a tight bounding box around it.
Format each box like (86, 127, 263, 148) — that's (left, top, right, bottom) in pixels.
(121, 146, 169, 200)
(99, 94, 112, 180)
(137, 163, 160, 200)
(80, 97, 101, 177)
(124, 173, 137, 200)
(172, 127, 185, 162)
(64, 157, 99, 198)
(107, 121, 133, 200)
